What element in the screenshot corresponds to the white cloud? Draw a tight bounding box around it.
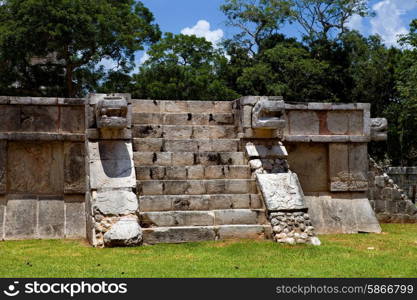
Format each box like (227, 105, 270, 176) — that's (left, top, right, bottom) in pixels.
(181, 20, 224, 46)
(346, 14, 365, 32)
(98, 58, 118, 70)
(139, 52, 150, 65)
(371, 0, 417, 47)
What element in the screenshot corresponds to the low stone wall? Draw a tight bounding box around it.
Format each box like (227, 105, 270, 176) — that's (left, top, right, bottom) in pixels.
(368, 159, 417, 223)
(386, 167, 417, 203)
(0, 96, 86, 240)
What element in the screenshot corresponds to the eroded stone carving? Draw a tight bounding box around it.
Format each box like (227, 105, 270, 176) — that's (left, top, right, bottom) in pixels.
(371, 118, 388, 141)
(103, 217, 143, 247)
(93, 190, 138, 215)
(95, 96, 128, 129)
(330, 171, 368, 192)
(252, 99, 286, 129)
(256, 173, 306, 211)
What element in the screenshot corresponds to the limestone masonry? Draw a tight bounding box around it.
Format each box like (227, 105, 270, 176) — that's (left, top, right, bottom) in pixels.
(0, 94, 413, 247)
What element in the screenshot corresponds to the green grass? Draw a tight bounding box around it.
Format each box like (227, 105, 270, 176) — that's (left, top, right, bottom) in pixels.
(0, 224, 416, 278)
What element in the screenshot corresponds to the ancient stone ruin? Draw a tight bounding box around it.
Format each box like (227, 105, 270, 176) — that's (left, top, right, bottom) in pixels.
(0, 94, 404, 247)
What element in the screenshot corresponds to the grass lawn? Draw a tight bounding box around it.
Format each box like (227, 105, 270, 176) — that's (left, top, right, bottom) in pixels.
(0, 224, 416, 278)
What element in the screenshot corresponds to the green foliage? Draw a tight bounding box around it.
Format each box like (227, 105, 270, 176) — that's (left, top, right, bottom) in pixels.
(132, 33, 239, 100)
(220, 0, 293, 54)
(0, 0, 160, 97)
(230, 36, 332, 101)
(387, 19, 417, 165)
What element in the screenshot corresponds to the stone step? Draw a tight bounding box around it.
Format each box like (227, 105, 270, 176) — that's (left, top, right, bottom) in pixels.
(142, 225, 272, 244)
(133, 124, 237, 139)
(139, 194, 264, 212)
(132, 100, 233, 114)
(133, 138, 240, 153)
(140, 209, 267, 227)
(137, 179, 257, 195)
(133, 112, 235, 126)
(136, 165, 251, 180)
(134, 152, 246, 166)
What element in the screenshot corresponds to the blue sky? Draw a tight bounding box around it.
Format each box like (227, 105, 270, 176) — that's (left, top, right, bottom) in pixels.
(113, 0, 417, 70)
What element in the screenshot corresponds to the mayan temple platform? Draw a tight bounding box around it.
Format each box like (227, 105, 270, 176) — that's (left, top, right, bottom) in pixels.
(1, 94, 402, 247)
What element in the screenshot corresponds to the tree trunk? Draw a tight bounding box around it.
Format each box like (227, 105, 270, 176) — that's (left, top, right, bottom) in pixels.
(65, 64, 74, 97)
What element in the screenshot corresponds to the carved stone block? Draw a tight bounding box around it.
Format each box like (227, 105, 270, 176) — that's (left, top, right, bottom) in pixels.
(93, 190, 138, 215)
(64, 142, 86, 194)
(94, 95, 129, 129)
(256, 173, 306, 211)
(371, 118, 388, 141)
(252, 99, 286, 129)
(8, 142, 64, 194)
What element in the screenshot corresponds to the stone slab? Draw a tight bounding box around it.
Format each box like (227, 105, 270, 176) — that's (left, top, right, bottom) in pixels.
(142, 226, 216, 244)
(140, 211, 215, 227)
(94, 190, 138, 215)
(8, 142, 64, 194)
(329, 143, 349, 192)
(5, 199, 37, 239)
(327, 111, 349, 134)
(38, 198, 65, 238)
(89, 159, 136, 190)
(88, 141, 136, 190)
(64, 143, 86, 194)
(288, 111, 319, 135)
(60, 106, 85, 133)
(348, 144, 368, 191)
(217, 225, 268, 240)
(88, 141, 133, 161)
(286, 143, 328, 193)
(0, 196, 5, 239)
(0, 141, 6, 194)
(305, 195, 381, 234)
(0, 106, 20, 131)
(256, 173, 306, 211)
(20, 106, 59, 132)
(65, 197, 86, 238)
(214, 209, 262, 225)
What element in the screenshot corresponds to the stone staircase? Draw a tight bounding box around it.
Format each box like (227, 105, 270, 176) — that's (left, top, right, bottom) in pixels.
(132, 100, 271, 244)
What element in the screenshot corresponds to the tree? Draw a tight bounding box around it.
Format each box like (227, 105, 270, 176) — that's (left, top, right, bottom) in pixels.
(0, 0, 160, 97)
(220, 0, 293, 55)
(292, 0, 372, 41)
(231, 35, 332, 101)
(132, 33, 239, 100)
(389, 19, 417, 165)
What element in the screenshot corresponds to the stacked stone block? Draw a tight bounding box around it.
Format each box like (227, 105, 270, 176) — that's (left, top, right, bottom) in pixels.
(368, 158, 417, 223)
(132, 100, 271, 244)
(386, 167, 417, 203)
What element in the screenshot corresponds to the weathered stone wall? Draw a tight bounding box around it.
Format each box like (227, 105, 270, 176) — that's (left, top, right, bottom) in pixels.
(368, 159, 417, 223)
(0, 96, 86, 240)
(234, 97, 382, 234)
(386, 167, 417, 203)
(0, 95, 389, 243)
